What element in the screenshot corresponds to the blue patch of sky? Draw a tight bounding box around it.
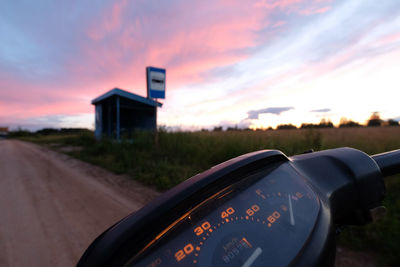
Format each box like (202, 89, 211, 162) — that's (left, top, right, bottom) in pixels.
(302, 1, 400, 64)
(0, 0, 110, 84)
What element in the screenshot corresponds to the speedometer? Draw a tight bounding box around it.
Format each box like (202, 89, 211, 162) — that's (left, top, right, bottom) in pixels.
(129, 163, 320, 267)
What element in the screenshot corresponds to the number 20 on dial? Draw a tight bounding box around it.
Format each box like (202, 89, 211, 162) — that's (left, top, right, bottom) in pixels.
(175, 244, 194, 262)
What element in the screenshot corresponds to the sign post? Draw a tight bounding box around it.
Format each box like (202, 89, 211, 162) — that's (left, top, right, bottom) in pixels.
(146, 66, 166, 145)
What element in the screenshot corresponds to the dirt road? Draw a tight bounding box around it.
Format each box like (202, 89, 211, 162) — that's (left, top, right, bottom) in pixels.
(0, 140, 159, 267)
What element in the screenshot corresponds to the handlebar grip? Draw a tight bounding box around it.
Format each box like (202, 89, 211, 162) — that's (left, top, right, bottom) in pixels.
(372, 149, 400, 177)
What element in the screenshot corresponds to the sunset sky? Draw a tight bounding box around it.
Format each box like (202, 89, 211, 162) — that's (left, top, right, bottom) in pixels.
(1, 0, 400, 131)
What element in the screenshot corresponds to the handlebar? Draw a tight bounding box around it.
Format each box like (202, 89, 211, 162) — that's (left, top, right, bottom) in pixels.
(372, 149, 400, 177)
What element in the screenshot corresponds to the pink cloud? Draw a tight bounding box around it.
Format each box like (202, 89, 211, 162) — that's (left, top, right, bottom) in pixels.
(87, 0, 128, 40)
(272, 21, 287, 28)
(0, 75, 93, 121)
(299, 6, 331, 15)
(79, 0, 276, 92)
(372, 32, 400, 47)
(77, 0, 334, 94)
(255, 0, 332, 14)
(0, 0, 341, 128)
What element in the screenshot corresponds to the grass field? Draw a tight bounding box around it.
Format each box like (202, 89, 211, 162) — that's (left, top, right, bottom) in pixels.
(16, 127, 400, 266)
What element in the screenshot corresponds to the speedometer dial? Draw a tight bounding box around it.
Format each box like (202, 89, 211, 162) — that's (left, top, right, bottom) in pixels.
(130, 163, 320, 267)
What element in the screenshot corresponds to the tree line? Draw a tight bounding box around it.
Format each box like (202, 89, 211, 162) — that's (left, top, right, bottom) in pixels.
(212, 112, 399, 131)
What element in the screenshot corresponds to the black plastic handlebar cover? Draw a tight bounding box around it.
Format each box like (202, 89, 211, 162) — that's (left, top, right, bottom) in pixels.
(372, 149, 400, 177)
(290, 147, 385, 225)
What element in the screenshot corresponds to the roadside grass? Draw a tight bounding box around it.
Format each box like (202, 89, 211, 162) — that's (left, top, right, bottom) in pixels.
(338, 174, 400, 266)
(15, 127, 400, 266)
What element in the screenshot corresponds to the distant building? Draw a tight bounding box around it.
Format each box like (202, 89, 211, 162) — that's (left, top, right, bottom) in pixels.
(0, 127, 8, 138)
(92, 88, 162, 139)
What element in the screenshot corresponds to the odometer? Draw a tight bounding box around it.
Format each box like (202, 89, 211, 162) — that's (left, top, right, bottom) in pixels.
(130, 163, 320, 267)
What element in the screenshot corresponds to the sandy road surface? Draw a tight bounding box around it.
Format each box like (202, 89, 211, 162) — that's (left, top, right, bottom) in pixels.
(0, 140, 159, 267)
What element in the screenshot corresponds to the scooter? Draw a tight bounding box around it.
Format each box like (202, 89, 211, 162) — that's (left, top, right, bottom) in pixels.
(77, 147, 400, 266)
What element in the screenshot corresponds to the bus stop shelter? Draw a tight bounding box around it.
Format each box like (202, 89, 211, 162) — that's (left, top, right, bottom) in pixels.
(92, 88, 162, 139)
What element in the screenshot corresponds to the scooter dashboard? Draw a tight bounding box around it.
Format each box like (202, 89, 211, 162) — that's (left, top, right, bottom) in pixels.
(130, 163, 320, 267)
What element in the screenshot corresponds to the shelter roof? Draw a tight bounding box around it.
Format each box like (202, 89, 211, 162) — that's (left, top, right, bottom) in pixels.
(91, 88, 162, 107)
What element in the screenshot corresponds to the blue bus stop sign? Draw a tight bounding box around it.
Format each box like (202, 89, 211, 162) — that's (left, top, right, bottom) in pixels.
(146, 67, 166, 99)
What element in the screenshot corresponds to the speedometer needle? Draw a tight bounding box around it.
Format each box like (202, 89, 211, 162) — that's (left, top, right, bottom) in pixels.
(288, 194, 295, 226)
(242, 247, 262, 267)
